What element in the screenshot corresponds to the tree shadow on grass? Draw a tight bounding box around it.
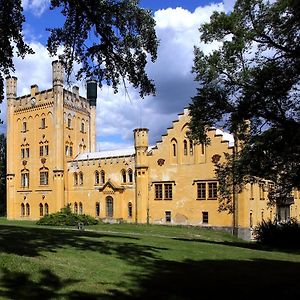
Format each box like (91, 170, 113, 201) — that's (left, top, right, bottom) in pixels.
(0, 225, 166, 266)
(0, 268, 109, 299)
(1, 258, 299, 299)
(105, 258, 300, 299)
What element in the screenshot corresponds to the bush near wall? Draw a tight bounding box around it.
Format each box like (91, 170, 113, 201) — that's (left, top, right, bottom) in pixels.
(36, 206, 98, 226)
(254, 219, 300, 248)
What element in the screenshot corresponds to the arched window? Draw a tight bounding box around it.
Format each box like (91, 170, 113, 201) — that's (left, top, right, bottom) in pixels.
(183, 140, 188, 155)
(106, 196, 113, 218)
(79, 202, 83, 215)
(95, 171, 100, 185)
(39, 203, 43, 217)
(79, 172, 83, 185)
(189, 140, 193, 155)
(26, 203, 30, 216)
(74, 202, 78, 214)
(45, 203, 49, 215)
(101, 170, 105, 184)
(96, 202, 100, 217)
(21, 203, 25, 217)
(128, 202, 133, 218)
(74, 173, 78, 185)
(171, 138, 177, 157)
(121, 169, 126, 183)
(128, 169, 133, 183)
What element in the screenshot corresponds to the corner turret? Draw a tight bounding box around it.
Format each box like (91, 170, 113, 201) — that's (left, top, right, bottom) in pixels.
(87, 80, 97, 152)
(52, 60, 64, 88)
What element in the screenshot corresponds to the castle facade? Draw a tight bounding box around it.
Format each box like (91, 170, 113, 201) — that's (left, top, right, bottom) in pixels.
(6, 61, 300, 239)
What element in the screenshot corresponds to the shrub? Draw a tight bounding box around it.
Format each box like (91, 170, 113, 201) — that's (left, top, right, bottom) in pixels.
(37, 206, 98, 226)
(254, 218, 300, 248)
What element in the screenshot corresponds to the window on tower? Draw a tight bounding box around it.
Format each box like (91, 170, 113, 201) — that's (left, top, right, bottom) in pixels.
(22, 121, 27, 132)
(40, 168, 49, 185)
(21, 171, 29, 188)
(81, 121, 85, 133)
(41, 118, 46, 129)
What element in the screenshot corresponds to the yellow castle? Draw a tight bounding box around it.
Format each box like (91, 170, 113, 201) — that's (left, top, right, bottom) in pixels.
(6, 61, 300, 239)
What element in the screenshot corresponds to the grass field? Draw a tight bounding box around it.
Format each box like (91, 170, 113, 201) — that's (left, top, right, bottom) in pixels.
(0, 218, 300, 299)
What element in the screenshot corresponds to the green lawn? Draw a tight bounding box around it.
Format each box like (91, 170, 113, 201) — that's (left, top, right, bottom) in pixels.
(0, 218, 299, 299)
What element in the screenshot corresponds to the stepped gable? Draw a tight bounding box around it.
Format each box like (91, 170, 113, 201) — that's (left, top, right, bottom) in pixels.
(149, 107, 234, 153)
(208, 127, 234, 148)
(149, 108, 189, 154)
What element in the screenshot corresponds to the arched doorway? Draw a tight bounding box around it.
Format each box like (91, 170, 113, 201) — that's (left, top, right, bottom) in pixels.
(106, 196, 113, 218)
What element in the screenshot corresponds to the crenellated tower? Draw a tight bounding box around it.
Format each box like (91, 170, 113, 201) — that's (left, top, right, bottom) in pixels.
(134, 128, 149, 223)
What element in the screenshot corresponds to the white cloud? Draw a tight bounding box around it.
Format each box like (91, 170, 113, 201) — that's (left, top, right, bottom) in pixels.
(2, 1, 231, 150)
(22, 0, 50, 17)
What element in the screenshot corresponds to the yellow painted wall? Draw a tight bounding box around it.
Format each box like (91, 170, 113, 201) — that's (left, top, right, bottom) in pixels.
(6, 63, 300, 238)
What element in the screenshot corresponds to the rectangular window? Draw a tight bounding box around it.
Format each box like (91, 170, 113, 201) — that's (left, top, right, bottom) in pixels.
(69, 146, 73, 157)
(165, 211, 171, 223)
(40, 145, 49, 156)
(155, 184, 163, 200)
(41, 118, 46, 129)
(196, 181, 218, 200)
(22, 122, 27, 132)
(67, 118, 72, 129)
(259, 183, 265, 200)
(164, 184, 173, 200)
(25, 148, 29, 158)
(250, 183, 254, 200)
(21, 148, 25, 159)
(155, 183, 174, 200)
(208, 182, 217, 199)
(202, 212, 208, 224)
(65, 145, 69, 156)
(81, 122, 85, 133)
(197, 183, 206, 199)
(40, 171, 49, 185)
(21, 173, 29, 188)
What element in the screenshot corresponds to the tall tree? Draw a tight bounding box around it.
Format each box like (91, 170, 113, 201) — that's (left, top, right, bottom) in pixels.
(189, 0, 300, 212)
(0, 0, 158, 103)
(0, 0, 33, 103)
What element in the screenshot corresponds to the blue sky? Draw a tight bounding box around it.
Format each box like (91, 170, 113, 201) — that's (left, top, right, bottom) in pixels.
(1, 0, 235, 151)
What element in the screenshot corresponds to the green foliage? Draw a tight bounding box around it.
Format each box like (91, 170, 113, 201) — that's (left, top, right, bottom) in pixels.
(254, 219, 300, 248)
(36, 207, 98, 226)
(189, 0, 300, 210)
(0, 0, 34, 103)
(48, 0, 158, 97)
(0, 0, 158, 104)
